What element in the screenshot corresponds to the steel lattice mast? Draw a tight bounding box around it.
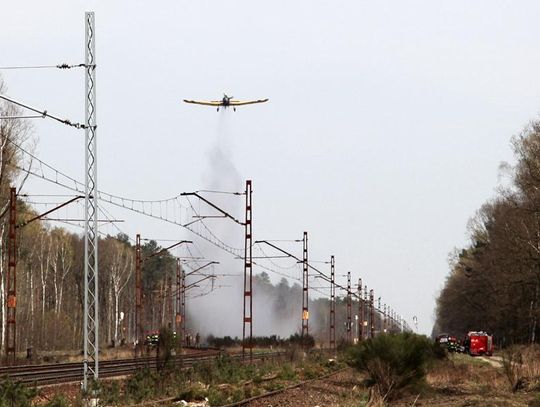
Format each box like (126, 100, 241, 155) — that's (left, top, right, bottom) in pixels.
(358, 278, 363, 341)
(83, 11, 99, 391)
(6, 188, 17, 365)
(329, 256, 335, 351)
(346, 272, 352, 344)
(242, 180, 253, 361)
(135, 234, 143, 351)
(301, 231, 309, 339)
(369, 289, 375, 338)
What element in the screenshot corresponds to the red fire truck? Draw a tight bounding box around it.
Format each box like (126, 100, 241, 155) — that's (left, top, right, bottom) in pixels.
(465, 331, 493, 356)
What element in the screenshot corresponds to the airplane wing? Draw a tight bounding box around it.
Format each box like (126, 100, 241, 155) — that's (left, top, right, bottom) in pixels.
(228, 99, 269, 106)
(183, 100, 222, 106)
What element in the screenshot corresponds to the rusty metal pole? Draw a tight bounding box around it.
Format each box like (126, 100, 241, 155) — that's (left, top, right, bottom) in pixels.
(181, 266, 186, 346)
(346, 272, 352, 344)
(175, 259, 182, 358)
(175, 260, 181, 334)
(301, 231, 309, 343)
(242, 180, 253, 362)
(135, 234, 143, 353)
(377, 297, 381, 335)
(364, 285, 368, 338)
(383, 304, 387, 333)
(370, 289, 375, 338)
(329, 256, 335, 351)
(167, 268, 173, 330)
(6, 187, 17, 365)
(358, 278, 363, 342)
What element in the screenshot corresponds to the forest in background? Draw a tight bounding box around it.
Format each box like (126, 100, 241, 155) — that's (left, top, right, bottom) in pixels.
(435, 120, 540, 345)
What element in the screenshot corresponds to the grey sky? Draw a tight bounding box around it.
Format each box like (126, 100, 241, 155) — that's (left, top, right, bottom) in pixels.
(2, 1, 540, 335)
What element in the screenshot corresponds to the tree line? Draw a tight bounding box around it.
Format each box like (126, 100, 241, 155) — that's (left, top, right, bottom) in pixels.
(435, 120, 540, 345)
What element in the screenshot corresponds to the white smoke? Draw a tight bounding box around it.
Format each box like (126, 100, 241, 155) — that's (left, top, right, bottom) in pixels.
(186, 112, 308, 341)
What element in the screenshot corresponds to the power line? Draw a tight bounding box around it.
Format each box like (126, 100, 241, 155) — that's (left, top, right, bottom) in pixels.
(195, 189, 244, 196)
(255, 245, 300, 270)
(0, 63, 86, 70)
(5, 134, 412, 327)
(0, 94, 87, 129)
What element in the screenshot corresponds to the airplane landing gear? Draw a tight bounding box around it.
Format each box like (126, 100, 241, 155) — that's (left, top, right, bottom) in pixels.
(217, 107, 220, 112)
(233, 107, 236, 112)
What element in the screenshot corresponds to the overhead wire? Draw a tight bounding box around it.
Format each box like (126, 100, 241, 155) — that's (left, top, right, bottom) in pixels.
(0, 63, 86, 70)
(6, 135, 410, 325)
(0, 94, 87, 129)
(255, 245, 299, 270)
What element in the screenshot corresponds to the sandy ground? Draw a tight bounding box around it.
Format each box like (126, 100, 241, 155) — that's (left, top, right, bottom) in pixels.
(244, 369, 364, 407)
(34, 352, 540, 406)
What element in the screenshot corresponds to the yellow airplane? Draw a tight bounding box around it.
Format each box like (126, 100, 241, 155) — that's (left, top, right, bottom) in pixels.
(183, 94, 269, 112)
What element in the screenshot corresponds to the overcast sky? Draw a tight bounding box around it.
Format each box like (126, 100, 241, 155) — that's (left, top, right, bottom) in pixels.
(2, 1, 540, 336)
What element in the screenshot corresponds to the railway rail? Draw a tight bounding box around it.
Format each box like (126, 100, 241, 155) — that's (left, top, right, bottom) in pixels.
(0, 350, 287, 386)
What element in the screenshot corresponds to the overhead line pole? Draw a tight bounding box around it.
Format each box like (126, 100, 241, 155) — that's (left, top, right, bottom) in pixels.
(135, 237, 192, 353)
(6, 188, 16, 365)
(135, 235, 143, 354)
(377, 297, 381, 335)
(301, 232, 309, 342)
(175, 260, 182, 344)
(329, 256, 335, 352)
(255, 235, 313, 346)
(358, 278, 363, 342)
(346, 272, 351, 344)
(170, 261, 219, 297)
(5, 189, 84, 365)
(83, 10, 99, 393)
(364, 285, 369, 338)
(181, 265, 186, 346)
(181, 182, 251, 359)
(243, 180, 253, 362)
(370, 289, 375, 338)
(383, 304, 387, 333)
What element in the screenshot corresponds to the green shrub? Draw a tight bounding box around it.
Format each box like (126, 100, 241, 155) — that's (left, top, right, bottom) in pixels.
(177, 383, 208, 401)
(279, 364, 297, 380)
(125, 368, 158, 402)
(207, 387, 226, 406)
(0, 377, 38, 407)
(100, 381, 120, 405)
(348, 332, 436, 401)
(157, 326, 178, 370)
(43, 395, 69, 407)
(192, 361, 215, 383)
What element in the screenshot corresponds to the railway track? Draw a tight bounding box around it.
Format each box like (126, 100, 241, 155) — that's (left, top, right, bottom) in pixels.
(0, 350, 287, 386)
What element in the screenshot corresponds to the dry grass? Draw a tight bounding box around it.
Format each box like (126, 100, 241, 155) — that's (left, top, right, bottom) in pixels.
(500, 344, 540, 392)
(428, 354, 508, 393)
(386, 353, 535, 407)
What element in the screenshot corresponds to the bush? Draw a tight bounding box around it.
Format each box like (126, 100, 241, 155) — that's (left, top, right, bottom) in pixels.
(348, 332, 436, 401)
(501, 346, 525, 392)
(177, 383, 208, 402)
(0, 377, 38, 406)
(157, 326, 177, 370)
(100, 381, 121, 405)
(43, 395, 69, 407)
(279, 364, 297, 381)
(288, 333, 315, 349)
(125, 368, 158, 402)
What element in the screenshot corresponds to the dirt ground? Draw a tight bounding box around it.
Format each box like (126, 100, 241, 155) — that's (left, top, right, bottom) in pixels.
(244, 369, 365, 407)
(244, 355, 540, 407)
(34, 352, 540, 406)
